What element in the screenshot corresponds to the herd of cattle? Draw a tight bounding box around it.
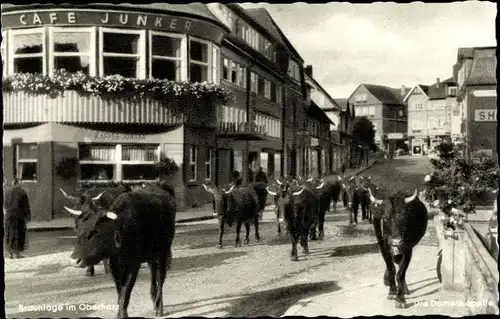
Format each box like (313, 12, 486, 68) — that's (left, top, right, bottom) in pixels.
(59, 173, 428, 318)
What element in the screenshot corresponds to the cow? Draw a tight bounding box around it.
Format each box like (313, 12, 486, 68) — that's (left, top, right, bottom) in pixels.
(266, 183, 319, 261)
(203, 183, 263, 248)
(342, 176, 361, 224)
(368, 188, 428, 308)
(65, 184, 176, 318)
(60, 185, 134, 277)
(358, 176, 380, 223)
(272, 177, 288, 235)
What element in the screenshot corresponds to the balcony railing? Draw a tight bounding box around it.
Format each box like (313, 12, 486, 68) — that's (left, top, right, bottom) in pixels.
(216, 121, 269, 140)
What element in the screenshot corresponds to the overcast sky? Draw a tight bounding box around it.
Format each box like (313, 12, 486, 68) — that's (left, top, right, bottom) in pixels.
(240, 2, 496, 99)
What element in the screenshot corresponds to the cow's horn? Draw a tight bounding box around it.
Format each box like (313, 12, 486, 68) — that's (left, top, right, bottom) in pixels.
(64, 206, 82, 216)
(350, 176, 355, 181)
(60, 188, 78, 200)
(105, 212, 118, 220)
(92, 192, 105, 201)
(337, 176, 343, 181)
(266, 186, 278, 196)
(320, 178, 324, 182)
(276, 178, 283, 185)
(293, 187, 305, 196)
(368, 188, 383, 205)
(225, 185, 235, 194)
(202, 183, 212, 193)
(307, 177, 313, 182)
(405, 189, 418, 203)
(316, 181, 325, 189)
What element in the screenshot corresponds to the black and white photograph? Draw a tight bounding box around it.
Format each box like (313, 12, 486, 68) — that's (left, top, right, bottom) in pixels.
(2, 1, 498, 318)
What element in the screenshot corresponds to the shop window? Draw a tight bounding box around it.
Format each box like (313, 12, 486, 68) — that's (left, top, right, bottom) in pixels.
(101, 28, 145, 78)
(121, 145, 159, 181)
(189, 38, 209, 83)
(150, 32, 184, 81)
(10, 28, 45, 75)
(51, 27, 95, 75)
(260, 152, 269, 173)
(189, 145, 197, 181)
(205, 148, 212, 181)
(79, 144, 116, 181)
(16, 144, 38, 181)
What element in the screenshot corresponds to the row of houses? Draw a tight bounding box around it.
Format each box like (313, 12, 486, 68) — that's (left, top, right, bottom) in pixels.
(405, 46, 496, 158)
(2, 3, 355, 221)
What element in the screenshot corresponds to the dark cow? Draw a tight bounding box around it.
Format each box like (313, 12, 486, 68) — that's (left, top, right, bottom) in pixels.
(342, 175, 376, 224)
(358, 176, 380, 223)
(369, 188, 428, 308)
(203, 182, 263, 248)
(60, 186, 133, 276)
(66, 184, 176, 318)
(267, 183, 319, 261)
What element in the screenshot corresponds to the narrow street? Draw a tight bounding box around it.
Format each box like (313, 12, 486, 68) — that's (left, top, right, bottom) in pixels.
(5, 157, 437, 318)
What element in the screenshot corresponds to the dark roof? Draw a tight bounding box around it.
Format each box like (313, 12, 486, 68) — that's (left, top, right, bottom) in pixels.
(363, 84, 406, 105)
(1, 3, 226, 28)
(442, 77, 456, 85)
(427, 82, 448, 100)
(457, 47, 475, 61)
(334, 98, 349, 111)
(308, 101, 334, 125)
(243, 7, 303, 62)
(418, 85, 430, 95)
(465, 48, 496, 85)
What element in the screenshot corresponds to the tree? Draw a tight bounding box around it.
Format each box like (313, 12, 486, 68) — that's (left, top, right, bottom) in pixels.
(351, 116, 376, 148)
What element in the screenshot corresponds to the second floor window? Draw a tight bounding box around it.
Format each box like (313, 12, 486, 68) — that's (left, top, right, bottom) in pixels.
(414, 103, 423, 111)
(250, 72, 258, 93)
(101, 29, 145, 78)
(150, 33, 183, 81)
(51, 27, 95, 75)
(412, 120, 422, 130)
(264, 79, 271, 99)
(11, 28, 45, 74)
(189, 38, 209, 82)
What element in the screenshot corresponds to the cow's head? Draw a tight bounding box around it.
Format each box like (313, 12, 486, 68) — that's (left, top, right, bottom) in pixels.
(267, 182, 306, 221)
(66, 193, 120, 268)
(369, 188, 420, 257)
(203, 184, 236, 217)
(342, 176, 358, 207)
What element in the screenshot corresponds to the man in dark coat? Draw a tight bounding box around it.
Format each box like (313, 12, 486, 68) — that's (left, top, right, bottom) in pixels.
(255, 167, 268, 184)
(4, 178, 31, 259)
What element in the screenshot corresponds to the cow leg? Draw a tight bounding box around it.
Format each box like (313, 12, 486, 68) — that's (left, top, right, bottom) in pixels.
(254, 217, 260, 242)
(148, 260, 158, 308)
(318, 209, 326, 240)
(395, 250, 412, 308)
(153, 255, 168, 317)
(244, 222, 250, 245)
(300, 228, 310, 255)
(85, 266, 95, 277)
(289, 225, 299, 261)
(235, 221, 243, 247)
(277, 221, 281, 235)
(217, 220, 225, 248)
(361, 201, 367, 220)
(117, 263, 140, 319)
(109, 258, 124, 296)
(103, 259, 110, 274)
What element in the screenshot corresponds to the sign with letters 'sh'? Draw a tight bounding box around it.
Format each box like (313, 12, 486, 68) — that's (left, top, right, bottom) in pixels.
(474, 109, 497, 122)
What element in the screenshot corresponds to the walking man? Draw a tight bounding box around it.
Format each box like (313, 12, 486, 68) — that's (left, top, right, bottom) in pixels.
(4, 177, 31, 259)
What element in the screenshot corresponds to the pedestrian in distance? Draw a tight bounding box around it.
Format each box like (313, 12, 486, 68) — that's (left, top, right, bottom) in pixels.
(4, 177, 31, 259)
(255, 166, 268, 184)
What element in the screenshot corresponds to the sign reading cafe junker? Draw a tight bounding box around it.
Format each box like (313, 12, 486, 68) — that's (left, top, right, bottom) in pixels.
(1, 9, 225, 43)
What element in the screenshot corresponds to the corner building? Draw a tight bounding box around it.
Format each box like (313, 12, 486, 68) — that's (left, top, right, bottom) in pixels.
(2, 3, 318, 221)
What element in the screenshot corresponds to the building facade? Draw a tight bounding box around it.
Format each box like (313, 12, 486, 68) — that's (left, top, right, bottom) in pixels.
(347, 84, 409, 153)
(405, 78, 459, 155)
(455, 46, 497, 160)
(2, 3, 336, 221)
(332, 98, 356, 169)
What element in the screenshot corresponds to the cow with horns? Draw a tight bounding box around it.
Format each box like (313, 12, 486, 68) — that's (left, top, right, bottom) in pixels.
(271, 177, 288, 235)
(60, 185, 133, 276)
(358, 175, 380, 223)
(266, 181, 319, 261)
(203, 182, 266, 248)
(368, 188, 428, 309)
(64, 181, 177, 318)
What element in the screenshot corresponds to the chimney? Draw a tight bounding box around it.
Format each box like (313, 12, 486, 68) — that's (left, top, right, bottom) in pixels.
(436, 77, 440, 87)
(305, 65, 313, 78)
(401, 85, 406, 97)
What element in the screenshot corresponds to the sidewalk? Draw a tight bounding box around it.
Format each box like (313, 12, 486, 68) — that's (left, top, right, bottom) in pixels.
(27, 160, 378, 232)
(283, 239, 468, 317)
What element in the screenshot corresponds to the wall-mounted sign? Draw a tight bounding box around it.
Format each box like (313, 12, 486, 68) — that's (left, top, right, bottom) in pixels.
(472, 90, 497, 97)
(311, 137, 319, 147)
(93, 132, 146, 141)
(474, 109, 497, 122)
(2, 9, 225, 44)
(388, 133, 404, 139)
